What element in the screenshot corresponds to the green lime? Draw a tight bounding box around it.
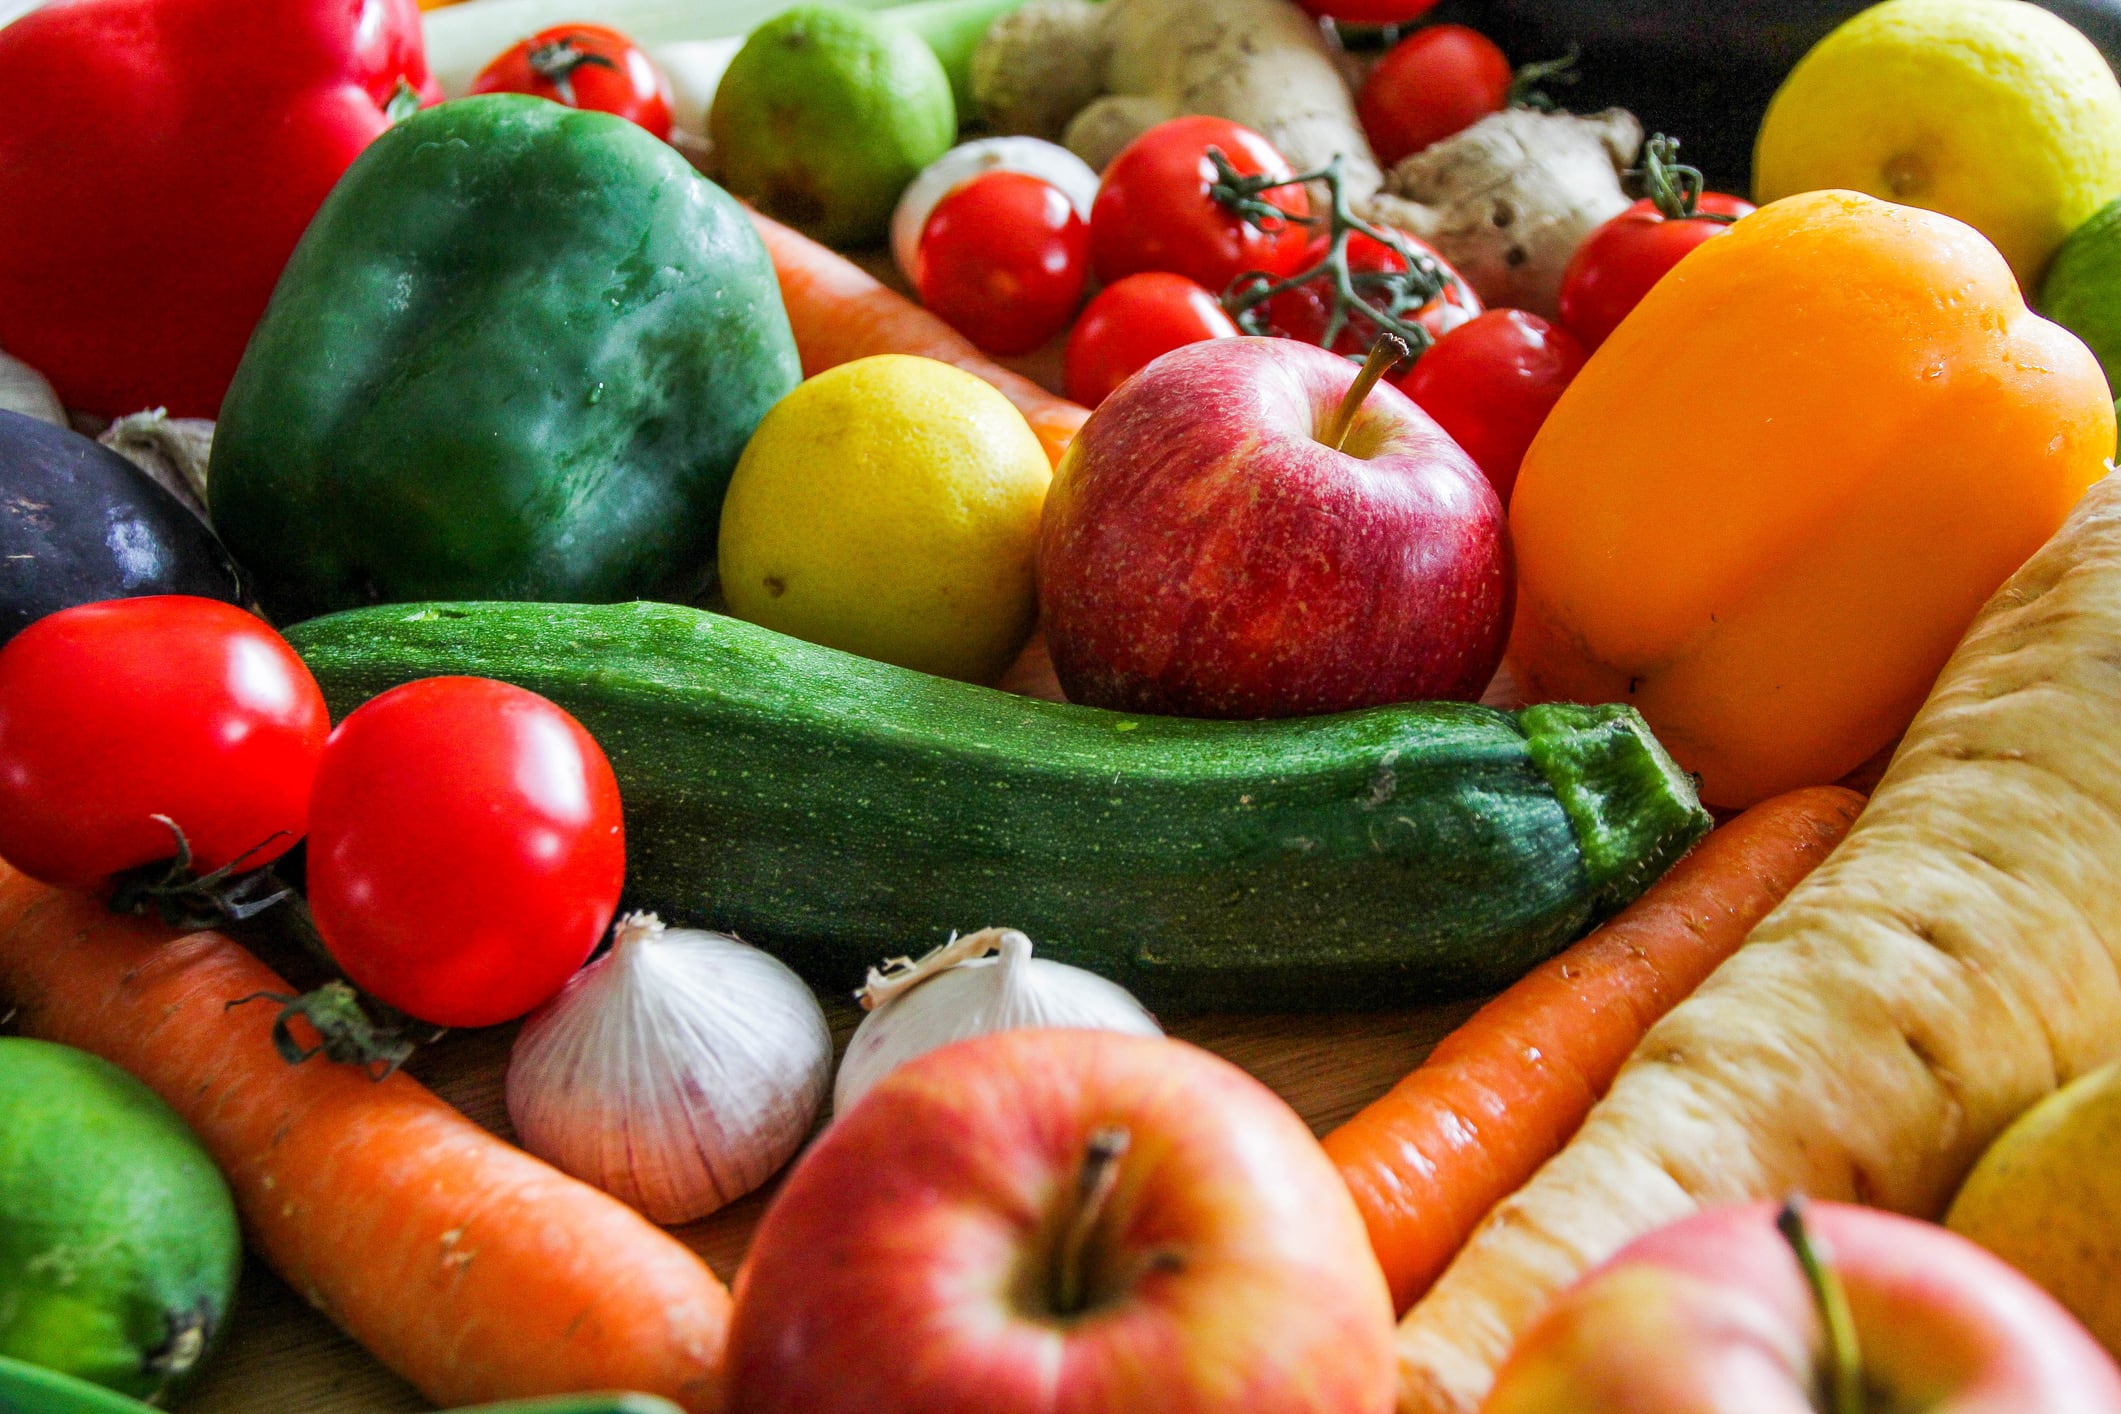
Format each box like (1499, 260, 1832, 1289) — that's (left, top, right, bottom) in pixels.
(0, 1039, 239, 1403)
(709, 5, 956, 248)
(2041, 195, 2121, 396)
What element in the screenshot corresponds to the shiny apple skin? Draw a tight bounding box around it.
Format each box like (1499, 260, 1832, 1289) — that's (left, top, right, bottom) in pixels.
(725, 1028, 1396, 1414)
(1486, 1200, 2121, 1413)
(1037, 337, 1510, 718)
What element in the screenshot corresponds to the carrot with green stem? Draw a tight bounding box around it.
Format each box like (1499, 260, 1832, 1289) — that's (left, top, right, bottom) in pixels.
(0, 860, 730, 1413)
(745, 208, 1090, 467)
(1323, 784, 1864, 1313)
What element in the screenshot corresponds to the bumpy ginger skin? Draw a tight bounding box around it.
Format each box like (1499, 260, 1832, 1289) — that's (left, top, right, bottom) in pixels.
(972, 0, 1642, 316)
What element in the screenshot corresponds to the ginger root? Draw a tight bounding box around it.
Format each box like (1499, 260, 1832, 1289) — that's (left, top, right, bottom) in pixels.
(1360, 107, 1643, 318)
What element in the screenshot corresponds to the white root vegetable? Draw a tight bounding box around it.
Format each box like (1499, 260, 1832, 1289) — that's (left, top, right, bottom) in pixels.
(972, 0, 1382, 196)
(1359, 107, 1642, 319)
(1394, 470, 2121, 1413)
(0, 345, 63, 427)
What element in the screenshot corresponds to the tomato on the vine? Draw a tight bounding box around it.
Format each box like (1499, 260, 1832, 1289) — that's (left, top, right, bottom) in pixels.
(1089, 116, 1311, 294)
(0, 596, 329, 890)
(1258, 230, 1481, 356)
(1064, 272, 1239, 407)
(1557, 136, 1755, 350)
(914, 171, 1090, 356)
(1399, 309, 1586, 504)
(470, 25, 673, 141)
(305, 676, 625, 1029)
(1357, 25, 1514, 168)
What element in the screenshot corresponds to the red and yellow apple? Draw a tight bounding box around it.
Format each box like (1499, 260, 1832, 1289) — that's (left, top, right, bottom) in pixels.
(1485, 1199, 2121, 1412)
(724, 1027, 1396, 1414)
(1037, 336, 1510, 718)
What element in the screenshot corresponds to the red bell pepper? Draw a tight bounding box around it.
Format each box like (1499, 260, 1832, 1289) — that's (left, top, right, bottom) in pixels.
(0, 0, 440, 418)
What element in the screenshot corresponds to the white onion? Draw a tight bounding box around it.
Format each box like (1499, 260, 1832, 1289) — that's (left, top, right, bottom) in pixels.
(0, 345, 63, 426)
(890, 137, 1102, 285)
(835, 928, 1160, 1116)
(507, 912, 831, 1225)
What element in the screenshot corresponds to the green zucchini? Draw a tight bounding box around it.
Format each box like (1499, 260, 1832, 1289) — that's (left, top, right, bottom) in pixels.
(0, 1357, 155, 1414)
(287, 601, 1711, 1011)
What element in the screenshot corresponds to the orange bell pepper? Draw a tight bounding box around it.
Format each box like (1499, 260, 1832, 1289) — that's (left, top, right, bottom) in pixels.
(1509, 189, 2112, 808)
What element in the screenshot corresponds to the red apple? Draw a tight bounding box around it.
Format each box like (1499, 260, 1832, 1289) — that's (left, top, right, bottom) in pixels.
(1037, 335, 1510, 718)
(725, 1028, 1396, 1414)
(1486, 1199, 2121, 1413)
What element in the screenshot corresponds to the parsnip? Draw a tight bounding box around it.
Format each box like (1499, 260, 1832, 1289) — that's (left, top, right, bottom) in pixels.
(1395, 471, 2121, 1414)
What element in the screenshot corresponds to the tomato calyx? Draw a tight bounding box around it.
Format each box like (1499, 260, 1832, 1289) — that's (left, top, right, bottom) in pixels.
(383, 76, 423, 126)
(1224, 153, 1459, 367)
(526, 37, 620, 107)
(106, 815, 298, 930)
(1505, 46, 1580, 112)
(1206, 145, 1313, 237)
(1634, 134, 1739, 225)
(227, 980, 429, 1082)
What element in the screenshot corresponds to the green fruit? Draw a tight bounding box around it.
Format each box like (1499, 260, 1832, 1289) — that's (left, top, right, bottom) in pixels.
(0, 1039, 239, 1403)
(2042, 196, 2121, 396)
(710, 5, 957, 247)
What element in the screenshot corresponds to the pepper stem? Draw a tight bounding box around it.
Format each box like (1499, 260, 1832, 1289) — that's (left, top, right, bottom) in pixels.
(1321, 336, 1407, 453)
(1052, 1126, 1131, 1316)
(1776, 1197, 1865, 1414)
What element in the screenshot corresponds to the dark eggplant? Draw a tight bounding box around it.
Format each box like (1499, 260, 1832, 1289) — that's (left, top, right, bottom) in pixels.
(1429, 0, 2121, 190)
(0, 409, 244, 645)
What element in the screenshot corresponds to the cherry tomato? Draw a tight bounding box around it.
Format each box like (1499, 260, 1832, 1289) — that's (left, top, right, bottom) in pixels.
(1399, 309, 1586, 504)
(0, 596, 328, 890)
(1558, 191, 1755, 350)
(1064, 272, 1239, 407)
(913, 171, 1090, 356)
(1258, 230, 1481, 357)
(1298, 0, 1443, 24)
(1089, 116, 1311, 295)
(470, 25, 673, 141)
(1357, 26, 1513, 168)
(306, 676, 625, 1029)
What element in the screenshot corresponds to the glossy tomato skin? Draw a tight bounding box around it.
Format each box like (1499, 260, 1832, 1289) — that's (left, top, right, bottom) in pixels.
(306, 676, 625, 1029)
(1357, 25, 1514, 168)
(0, 596, 328, 889)
(1063, 272, 1239, 407)
(1090, 116, 1311, 295)
(1260, 231, 1481, 356)
(471, 25, 673, 140)
(1400, 309, 1586, 504)
(1299, 0, 1443, 25)
(1557, 192, 1755, 349)
(914, 171, 1090, 356)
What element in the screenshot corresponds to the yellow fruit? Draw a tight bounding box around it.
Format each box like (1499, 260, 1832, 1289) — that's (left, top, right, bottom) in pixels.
(717, 354, 1051, 684)
(1755, 0, 2121, 286)
(1946, 1060, 2121, 1356)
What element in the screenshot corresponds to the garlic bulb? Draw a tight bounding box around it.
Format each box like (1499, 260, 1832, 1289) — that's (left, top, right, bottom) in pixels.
(99, 409, 214, 521)
(506, 912, 832, 1225)
(835, 928, 1161, 1116)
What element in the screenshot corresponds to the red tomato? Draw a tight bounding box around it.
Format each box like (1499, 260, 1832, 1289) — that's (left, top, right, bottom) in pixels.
(1357, 26, 1513, 168)
(1090, 116, 1311, 295)
(1259, 230, 1481, 356)
(1063, 272, 1239, 408)
(913, 171, 1090, 356)
(1557, 191, 1755, 350)
(0, 597, 328, 890)
(470, 25, 673, 140)
(1399, 309, 1586, 504)
(306, 676, 625, 1028)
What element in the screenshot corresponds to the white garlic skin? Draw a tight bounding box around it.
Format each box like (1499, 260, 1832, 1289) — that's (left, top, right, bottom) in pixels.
(506, 914, 832, 1226)
(834, 930, 1161, 1117)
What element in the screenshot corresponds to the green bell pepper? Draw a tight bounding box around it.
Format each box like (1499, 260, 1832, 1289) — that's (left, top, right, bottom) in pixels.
(209, 94, 801, 624)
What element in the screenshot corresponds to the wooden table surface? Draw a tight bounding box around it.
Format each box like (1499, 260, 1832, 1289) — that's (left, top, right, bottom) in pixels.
(175, 997, 1480, 1414)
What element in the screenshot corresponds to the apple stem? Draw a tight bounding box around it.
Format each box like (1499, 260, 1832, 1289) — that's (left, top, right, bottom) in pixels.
(1053, 1125, 1131, 1317)
(1776, 1197, 1865, 1414)
(1321, 335, 1407, 454)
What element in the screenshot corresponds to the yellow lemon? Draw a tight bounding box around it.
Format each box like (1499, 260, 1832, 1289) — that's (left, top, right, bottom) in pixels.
(1946, 1061, 2121, 1357)
(1755, 0, 2121, 286)
(717, 354, 1050, 684)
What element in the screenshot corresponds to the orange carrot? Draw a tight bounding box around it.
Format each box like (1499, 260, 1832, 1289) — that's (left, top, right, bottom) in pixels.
(746, 208, 1090, 467)
(0, 861, 730, 1413)
(1323, 785, 1864, 1313)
